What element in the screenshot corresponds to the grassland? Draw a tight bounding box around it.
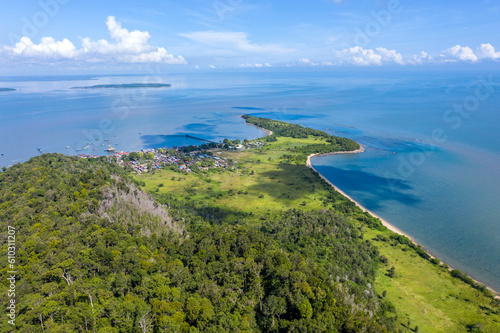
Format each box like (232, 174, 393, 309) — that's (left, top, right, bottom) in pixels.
(135, 135, 500, 332)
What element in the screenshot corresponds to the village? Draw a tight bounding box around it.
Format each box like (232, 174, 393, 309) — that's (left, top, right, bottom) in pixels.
(77, 140, 265, 174)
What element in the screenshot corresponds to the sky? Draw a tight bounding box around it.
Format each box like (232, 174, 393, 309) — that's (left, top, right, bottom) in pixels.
(0, 0, 499, 74)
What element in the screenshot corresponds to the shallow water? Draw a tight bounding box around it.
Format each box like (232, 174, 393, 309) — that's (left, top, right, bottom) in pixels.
(1, 69, 499, 291)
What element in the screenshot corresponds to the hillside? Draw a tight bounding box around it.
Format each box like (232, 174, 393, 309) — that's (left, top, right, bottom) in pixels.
(0, 154, 394, 332)
(1, 116, 499, 332)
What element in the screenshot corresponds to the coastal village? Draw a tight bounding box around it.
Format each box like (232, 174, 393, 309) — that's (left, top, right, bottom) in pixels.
(77, 140, 265, 174)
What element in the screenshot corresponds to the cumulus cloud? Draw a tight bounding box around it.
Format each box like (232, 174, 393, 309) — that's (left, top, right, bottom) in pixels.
(335, 46, 404, 65)
(407, 51, 433, 65)
(375, 47, 404, 64)
(298, 58, 319, 66)
(11, 36, 78, 59)
(179, 31, 293, 55)
(3, 16, 185, 64)
(477, 43, 500, 60)
(239, 63, 271, 68)
(442, 45, 478, 62)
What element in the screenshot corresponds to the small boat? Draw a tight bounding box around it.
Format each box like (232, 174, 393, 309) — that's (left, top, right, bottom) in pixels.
(83, 146, 90, 150)
(66, 146, 71, 149)
(105, 147, 116, 152)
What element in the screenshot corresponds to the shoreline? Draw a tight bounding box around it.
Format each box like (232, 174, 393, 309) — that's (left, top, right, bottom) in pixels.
(306, 147, 414, 240)
(238, 115, 273, 137)
(306, 146, 500, 298)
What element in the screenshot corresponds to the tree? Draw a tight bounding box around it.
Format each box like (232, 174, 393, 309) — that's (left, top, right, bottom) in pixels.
(262, 296, 286, 329)
(388, 266, 396, 278)
(299, 299, 313, 319)
(138, 310, 154, 333)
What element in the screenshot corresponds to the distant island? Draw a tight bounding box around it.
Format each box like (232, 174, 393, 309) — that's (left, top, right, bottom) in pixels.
(0, 88, 16, 92)
(71, 83, 171, 89)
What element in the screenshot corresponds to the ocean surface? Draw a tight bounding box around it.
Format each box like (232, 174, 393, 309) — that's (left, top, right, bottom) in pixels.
(1, 69, 499, 291)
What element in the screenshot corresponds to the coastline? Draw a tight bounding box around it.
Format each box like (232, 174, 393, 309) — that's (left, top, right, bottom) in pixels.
(238, 115, 273, 137)
(306, 147, 500, 298)
(306, 147, 414, 240)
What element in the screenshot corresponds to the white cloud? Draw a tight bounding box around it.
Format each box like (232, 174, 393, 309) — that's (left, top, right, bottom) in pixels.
(238, 63, 271, 68)
(179, 31, 293, 55)
(335, 46, 404, 66)
(407, 51, 433, 65)
(442, 45, 478, 62)
(477, 43, 500, 60)
(3, 16, 185, 65)
(375, 47, 404, 65)
(299, 58, 319, 66)
(11, 36, 78, 59)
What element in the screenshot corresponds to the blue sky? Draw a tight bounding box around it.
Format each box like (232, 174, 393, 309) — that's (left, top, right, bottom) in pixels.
(1, 0, 499, 73)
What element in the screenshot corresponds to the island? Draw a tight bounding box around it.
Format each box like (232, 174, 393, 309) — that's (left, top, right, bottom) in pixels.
(1, 115, 498, 332)
(0, 88, 16, 92)
(70, 83, 171, 89)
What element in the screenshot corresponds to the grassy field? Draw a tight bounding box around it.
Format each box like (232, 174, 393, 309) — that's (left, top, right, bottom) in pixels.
(135, 136, 500, 332)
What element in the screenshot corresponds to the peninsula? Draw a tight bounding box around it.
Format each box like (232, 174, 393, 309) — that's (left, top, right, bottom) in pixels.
(1, 116, 498, 332)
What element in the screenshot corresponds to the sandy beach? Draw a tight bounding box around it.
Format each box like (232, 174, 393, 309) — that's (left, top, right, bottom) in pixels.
(238, 115, 273, 137)
(306, 146, 500, 298)
(236, 115, 499, 297)
(306, 147, 415, 241)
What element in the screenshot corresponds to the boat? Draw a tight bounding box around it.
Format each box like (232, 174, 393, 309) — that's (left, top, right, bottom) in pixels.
(105, 147, 116, 152)
(66, 146, 71, 149)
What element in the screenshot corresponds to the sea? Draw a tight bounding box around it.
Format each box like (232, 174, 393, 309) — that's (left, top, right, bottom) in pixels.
(1, 69, 499, 292)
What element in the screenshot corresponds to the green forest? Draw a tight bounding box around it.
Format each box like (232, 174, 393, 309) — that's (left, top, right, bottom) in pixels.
(0, 153, 395, 332)
(0, 116, 498, 332)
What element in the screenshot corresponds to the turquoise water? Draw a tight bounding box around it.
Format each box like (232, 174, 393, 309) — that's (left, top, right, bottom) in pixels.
(1, 69, 499, 291)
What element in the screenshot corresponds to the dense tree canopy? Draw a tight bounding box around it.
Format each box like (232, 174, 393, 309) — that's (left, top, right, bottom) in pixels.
(0, 154, 396, 332)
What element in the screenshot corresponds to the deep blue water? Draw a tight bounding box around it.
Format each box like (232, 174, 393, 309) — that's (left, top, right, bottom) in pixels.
(1, 69, 499, 291)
